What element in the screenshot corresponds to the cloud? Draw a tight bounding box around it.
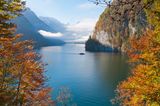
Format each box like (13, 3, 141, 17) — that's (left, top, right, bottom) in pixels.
(78, 2, 97, 9)
(66, 18, 97, 35)
(38, 30, 63, 37)
(38, 18, 97, 42)
(66, 36, 89, 43)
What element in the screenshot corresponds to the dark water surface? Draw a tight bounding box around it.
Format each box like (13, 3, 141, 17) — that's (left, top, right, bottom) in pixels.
(39, 44, 129, 106)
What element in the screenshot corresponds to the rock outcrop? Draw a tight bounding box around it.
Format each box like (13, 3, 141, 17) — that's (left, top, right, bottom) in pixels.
(85, 37, 118, 52)
(86, 1, 148, 52)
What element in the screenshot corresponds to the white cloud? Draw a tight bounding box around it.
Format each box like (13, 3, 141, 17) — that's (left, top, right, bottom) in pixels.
(38, 18, 97, 42)
(76, 36, 89, 42)
(78, 2, 97, 9)
(63, 18, 97, 42)
(66, 36, 89, 43)
(38, 30, 63, 37)
(66, 18, 97, 35)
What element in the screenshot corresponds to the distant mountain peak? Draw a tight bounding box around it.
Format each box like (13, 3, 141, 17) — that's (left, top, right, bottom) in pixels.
(22, 8, 55, 32)
(12, 8, 65, 47)
(39, 16, 66, 32)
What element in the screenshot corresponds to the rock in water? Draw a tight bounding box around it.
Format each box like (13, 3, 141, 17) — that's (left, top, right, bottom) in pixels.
(85, 38, 118, 52)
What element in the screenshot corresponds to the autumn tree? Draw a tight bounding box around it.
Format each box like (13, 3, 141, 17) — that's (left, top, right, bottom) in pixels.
(113, 0, 160, 105)
(0, 0, 53, 105)
(113, 29, 160, 105)
(90, 0, 160, 105)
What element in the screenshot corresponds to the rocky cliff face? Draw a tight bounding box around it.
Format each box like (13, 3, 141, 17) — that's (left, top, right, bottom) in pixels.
(85, 37, 118, 52)
(86, 2, 148, 52)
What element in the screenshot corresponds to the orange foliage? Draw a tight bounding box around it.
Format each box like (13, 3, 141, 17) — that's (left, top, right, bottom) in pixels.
(0, 35, 54, 106)
(112, 0, 160, 105)
(0, 0, 53, 105)
(113, 30, 160, 105)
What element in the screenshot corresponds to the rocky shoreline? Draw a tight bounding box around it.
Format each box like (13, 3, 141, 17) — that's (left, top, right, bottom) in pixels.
(85, 38, 119, 52)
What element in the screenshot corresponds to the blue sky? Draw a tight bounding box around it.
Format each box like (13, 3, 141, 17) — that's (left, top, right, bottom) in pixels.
(26, 0, 105, 24)
(25, 0, 106, 41)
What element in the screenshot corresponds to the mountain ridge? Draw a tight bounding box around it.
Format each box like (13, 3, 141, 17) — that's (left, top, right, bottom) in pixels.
(39, 16, 66, 33)
(12, 8, 65, 47)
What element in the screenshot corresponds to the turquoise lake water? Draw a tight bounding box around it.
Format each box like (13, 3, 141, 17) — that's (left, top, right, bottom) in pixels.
(39, 44, 129, 106)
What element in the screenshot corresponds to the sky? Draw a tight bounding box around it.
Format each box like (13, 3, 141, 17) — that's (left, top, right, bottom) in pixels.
(25, 0, 106, 41)
(26, 0, 105, 24)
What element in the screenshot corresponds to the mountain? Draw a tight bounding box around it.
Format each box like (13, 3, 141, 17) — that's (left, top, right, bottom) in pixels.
(85, 1, 148, 52)
(39, 17, 66, 32)
(23, 8, 55, 32)
(39, 17, 94, 43)
(12, 8, 65, 47)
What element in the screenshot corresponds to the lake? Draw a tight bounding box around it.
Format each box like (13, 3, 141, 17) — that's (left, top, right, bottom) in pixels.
(39, 44, 129, 106)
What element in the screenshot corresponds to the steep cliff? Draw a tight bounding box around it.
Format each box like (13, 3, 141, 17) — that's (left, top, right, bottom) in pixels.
(86, 2, 148, 52)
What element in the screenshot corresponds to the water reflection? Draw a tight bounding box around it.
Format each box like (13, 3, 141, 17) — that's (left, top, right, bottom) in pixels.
(39, 44, 129, 106)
